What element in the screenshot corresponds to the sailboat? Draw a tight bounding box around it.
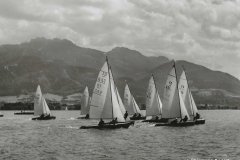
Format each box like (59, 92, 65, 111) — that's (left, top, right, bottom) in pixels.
(178, 69, 205, 124)
(142, 75, 164, 123)
(80, 58, 134, 129)
(32, 85, 56, 120)
(155, 62, 195, 127)
(0, 111, 3, 117)
(78, 86, 90, 119)
(124, 84, 145, 120)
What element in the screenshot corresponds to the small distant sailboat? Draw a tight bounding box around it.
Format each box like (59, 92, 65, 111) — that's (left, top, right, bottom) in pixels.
(32, 85, 56, 120)
(155, 62, 195, 127)
(142, 75, 164, 123)
(178, 69, 205, 124)
(124, 84, 144, 120)
(80, 58, 134, 129)
(78, 86, 90, 119)
(0, 111, 3, 117)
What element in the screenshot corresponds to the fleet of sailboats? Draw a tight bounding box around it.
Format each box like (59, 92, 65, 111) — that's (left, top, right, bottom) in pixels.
(32, 85, 56, 120)
(0, 58, 205, 128)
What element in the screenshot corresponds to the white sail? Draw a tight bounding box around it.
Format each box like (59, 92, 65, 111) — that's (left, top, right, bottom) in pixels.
(162, 67, 181, 119)
(190, 92, 198, 116)
(179, 90, 190, 119)
(80, 86, 90, 115)
(178, 71, 194, 120)
(124, 84, 134, 115)
(124, 84, 141, 115)
(90, 62, 111, 119)
(109, 68, 125, 122)
(145, 76, 162, 117)
(34, 85, 51, 116)
(115, 86, 127, 115)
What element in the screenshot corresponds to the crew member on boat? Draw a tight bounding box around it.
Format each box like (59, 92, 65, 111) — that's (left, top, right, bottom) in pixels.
(155, 116, 159, 120)
(180, 116, 188, 123)
(98, 118, 105, 127)
(124, 111, 128, 120)
(109, 117, 118, 125)
(194, 113, 200, 120)
(85, 114, 89, 119)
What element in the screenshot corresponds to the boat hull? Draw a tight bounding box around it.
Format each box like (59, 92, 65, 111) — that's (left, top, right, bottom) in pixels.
(14, 112, 34, 115)
(195, 119, 205, 125)
(0, 114, 3, 117)
(32, 116, 56, 120)
(130, 116, 146, 120)
(142, 118, 169, 123)
(80, 121, 134, 129)
(77, 116, 90, 120)
(155, 121, 195, 127)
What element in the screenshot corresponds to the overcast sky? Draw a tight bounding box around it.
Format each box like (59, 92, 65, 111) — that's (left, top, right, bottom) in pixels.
(0, 0, 240, 78)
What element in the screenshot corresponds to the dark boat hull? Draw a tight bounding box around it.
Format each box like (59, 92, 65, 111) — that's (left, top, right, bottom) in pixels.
(195, 119, 205, 125)
(14, 112, 34, 115)
(32, 116, 56, 120)
(142, 118, 169, 123)
(0, 114, 3, 117)
(80, 121, 135, 129)
(155, 121, 195, 127)
(130, 116, 146, 120)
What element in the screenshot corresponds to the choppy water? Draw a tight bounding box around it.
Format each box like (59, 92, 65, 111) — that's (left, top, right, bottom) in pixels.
(0, 110, 239, 160)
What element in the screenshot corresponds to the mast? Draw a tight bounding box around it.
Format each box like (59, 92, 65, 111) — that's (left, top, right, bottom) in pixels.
(173, 61, 182, 119)
(106, 56, 114, 119)
(182, 66, 195, 117)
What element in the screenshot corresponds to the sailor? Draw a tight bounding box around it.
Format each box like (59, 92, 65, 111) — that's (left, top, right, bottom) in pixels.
(133, 113, 137, 118)
(110, 117, 118, 125)
(155, 116, 159, 120)
(124, 111, 128, 120)
(137, 113, 141, 118)
(195, 113, 200, 120)
(181, 115, 188, 123)
(85, 113, 89, 119)
(98, 118, 104, 126)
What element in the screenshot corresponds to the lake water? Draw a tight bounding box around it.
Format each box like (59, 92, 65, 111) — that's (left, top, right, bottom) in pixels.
(0, 110, 239, 160)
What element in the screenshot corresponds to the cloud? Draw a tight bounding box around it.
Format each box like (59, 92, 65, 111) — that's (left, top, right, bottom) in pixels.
(0, 0, 240, 78)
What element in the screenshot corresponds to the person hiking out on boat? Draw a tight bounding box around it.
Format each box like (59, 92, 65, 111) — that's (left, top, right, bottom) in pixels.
(180, 116, 188, 123)
(85, 114, 89, 119)
(155, 116, 159, 120)
(40, 114, 45, 118)
(98, 118, 105, 126)
(194, 113, 200, 120)
(124, 111, 128, 120)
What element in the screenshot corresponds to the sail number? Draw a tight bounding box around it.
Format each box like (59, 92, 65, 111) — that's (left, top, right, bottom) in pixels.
(165, 81, 173, 90)
(97, 77, 106, 84)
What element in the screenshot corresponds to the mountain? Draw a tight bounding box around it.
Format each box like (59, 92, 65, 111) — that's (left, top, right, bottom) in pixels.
(0, 37, 240, 107)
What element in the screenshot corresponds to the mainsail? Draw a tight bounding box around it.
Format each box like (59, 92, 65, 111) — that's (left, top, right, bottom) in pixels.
(178, 71, 194, 120)
(145, 75, 162, 117)
(162, 67, 181, 118)
(124, 84, 141, 115)
(89, 59, 125, 122)
(80, 86, 90, 115)
(34, 85, 51, 116)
